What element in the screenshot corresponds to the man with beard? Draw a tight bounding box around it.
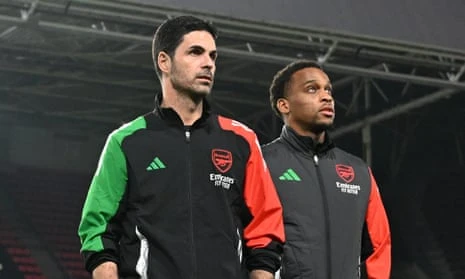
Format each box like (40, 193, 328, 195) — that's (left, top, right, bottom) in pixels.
(78, 16, 285, 279)
(262, 60, 391, 279)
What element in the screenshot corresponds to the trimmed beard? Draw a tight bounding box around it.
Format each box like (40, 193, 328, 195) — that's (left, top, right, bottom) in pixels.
(170, 64, 212, 103)
(308, 121, 333, 134)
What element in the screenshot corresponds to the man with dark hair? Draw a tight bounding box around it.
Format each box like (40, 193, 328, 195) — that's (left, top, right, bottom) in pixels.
(78, 15, 285, 279)
(263, 60, 391, 279)
(151, 15, 218, 80)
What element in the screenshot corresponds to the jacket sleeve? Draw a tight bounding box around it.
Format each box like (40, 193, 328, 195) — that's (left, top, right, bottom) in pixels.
(217, 116, 285, 274)
(364, 168, 391, 279)
(78, 133, 128, 272)
(242, 134, 285, 273)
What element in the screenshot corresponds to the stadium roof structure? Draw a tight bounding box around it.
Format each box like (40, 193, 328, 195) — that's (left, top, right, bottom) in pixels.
(1, 0, 464, 165)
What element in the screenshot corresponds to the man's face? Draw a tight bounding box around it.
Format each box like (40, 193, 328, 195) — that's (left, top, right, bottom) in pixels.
(280, 67, 335, 133)
(168, 30, 217, 97)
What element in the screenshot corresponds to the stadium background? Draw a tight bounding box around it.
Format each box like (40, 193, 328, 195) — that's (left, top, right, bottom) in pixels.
(0, 0, 464, 278)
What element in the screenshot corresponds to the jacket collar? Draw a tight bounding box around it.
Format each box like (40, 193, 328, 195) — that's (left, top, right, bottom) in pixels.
(152, 93, 212, 129)
(281, 125, 335, 155)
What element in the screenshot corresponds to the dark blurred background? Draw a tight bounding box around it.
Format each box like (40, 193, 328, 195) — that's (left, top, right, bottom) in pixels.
(0, 0, 464, 278)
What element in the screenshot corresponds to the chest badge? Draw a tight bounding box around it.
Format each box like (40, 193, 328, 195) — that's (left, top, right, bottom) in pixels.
(212, 149, 233, 173)
(335, 164, 355, 183)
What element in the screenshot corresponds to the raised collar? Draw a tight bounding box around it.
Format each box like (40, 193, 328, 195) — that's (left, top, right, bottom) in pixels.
(280, 125, 335, 155)
(152, 93, 212, 128)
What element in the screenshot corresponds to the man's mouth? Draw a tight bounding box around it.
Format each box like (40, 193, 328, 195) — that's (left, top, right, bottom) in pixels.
(319, 107, 334, 116)
(197, 75, 212, 82)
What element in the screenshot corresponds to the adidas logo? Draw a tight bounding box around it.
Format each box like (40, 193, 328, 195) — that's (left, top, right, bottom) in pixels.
(279, 168, 301, 181)
(146, 157, 166, 171)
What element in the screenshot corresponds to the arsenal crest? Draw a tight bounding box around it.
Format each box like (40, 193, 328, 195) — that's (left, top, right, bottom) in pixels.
(335, 164, 355, 183)
(212, 149, 233, 173)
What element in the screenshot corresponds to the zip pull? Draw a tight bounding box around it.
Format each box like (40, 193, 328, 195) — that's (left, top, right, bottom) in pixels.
(185, 129, 191, 142)
(313, 154, 319, 166)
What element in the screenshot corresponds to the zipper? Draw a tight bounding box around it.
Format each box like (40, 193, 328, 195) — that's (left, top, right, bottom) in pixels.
(135, 226, 149, 279)
(236, 228, 243, 264)
(185, 129, 191, 143)
(185, 127, 197, 278)
(313, 153, 332, 279)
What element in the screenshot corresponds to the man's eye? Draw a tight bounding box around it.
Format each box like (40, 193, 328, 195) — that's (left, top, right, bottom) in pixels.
(307, 87, 316, 93)
(190, 49, 203, 55)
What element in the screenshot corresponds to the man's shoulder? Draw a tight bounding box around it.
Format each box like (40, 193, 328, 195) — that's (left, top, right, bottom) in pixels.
(108, 115, 147, 143)
(333, 147, 368, 168)
(261, 138, 286, 156)
(216, 115, 257, 137)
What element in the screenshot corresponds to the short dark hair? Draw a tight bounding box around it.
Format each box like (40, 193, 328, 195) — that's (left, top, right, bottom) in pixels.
(152, 15, 218, 79)
(269, 60, 322, 117)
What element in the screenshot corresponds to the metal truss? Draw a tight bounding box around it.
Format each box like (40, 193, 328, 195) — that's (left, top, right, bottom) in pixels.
(1, 3, 463, 277)
(0, 0, 464, 142)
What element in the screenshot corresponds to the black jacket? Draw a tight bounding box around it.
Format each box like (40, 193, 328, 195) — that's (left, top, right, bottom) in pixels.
(262, 126, 390, 279)
(78, 96, 285, 279)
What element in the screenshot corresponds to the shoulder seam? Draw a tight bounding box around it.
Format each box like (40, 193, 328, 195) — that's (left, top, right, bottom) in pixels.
(110, 116, 147, 144)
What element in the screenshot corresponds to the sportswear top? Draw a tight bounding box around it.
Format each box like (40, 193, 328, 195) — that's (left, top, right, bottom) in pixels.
(262, 126, 391, 279)
(78, 95, 285, 279)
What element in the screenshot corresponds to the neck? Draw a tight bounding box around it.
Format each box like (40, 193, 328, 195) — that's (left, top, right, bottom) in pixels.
(161, 87, 203, 126)
(287, 123, 326, 144)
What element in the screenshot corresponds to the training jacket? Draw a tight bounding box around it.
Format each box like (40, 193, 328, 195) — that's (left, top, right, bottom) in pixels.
(78, 95, 285, 279)
(262, 126, 391, 279)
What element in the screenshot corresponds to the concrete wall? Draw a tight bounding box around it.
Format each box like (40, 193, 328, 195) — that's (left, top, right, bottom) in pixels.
(1, 124, 104, 174)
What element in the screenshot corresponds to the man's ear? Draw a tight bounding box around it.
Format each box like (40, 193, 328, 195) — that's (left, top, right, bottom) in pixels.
(158, 51, 171, 75)
(277, 98, 290, 115)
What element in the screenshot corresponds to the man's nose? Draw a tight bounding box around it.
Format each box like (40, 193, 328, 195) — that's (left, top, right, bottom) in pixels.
(321, 92, 333, 103)
(202, 55, 215, 69)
